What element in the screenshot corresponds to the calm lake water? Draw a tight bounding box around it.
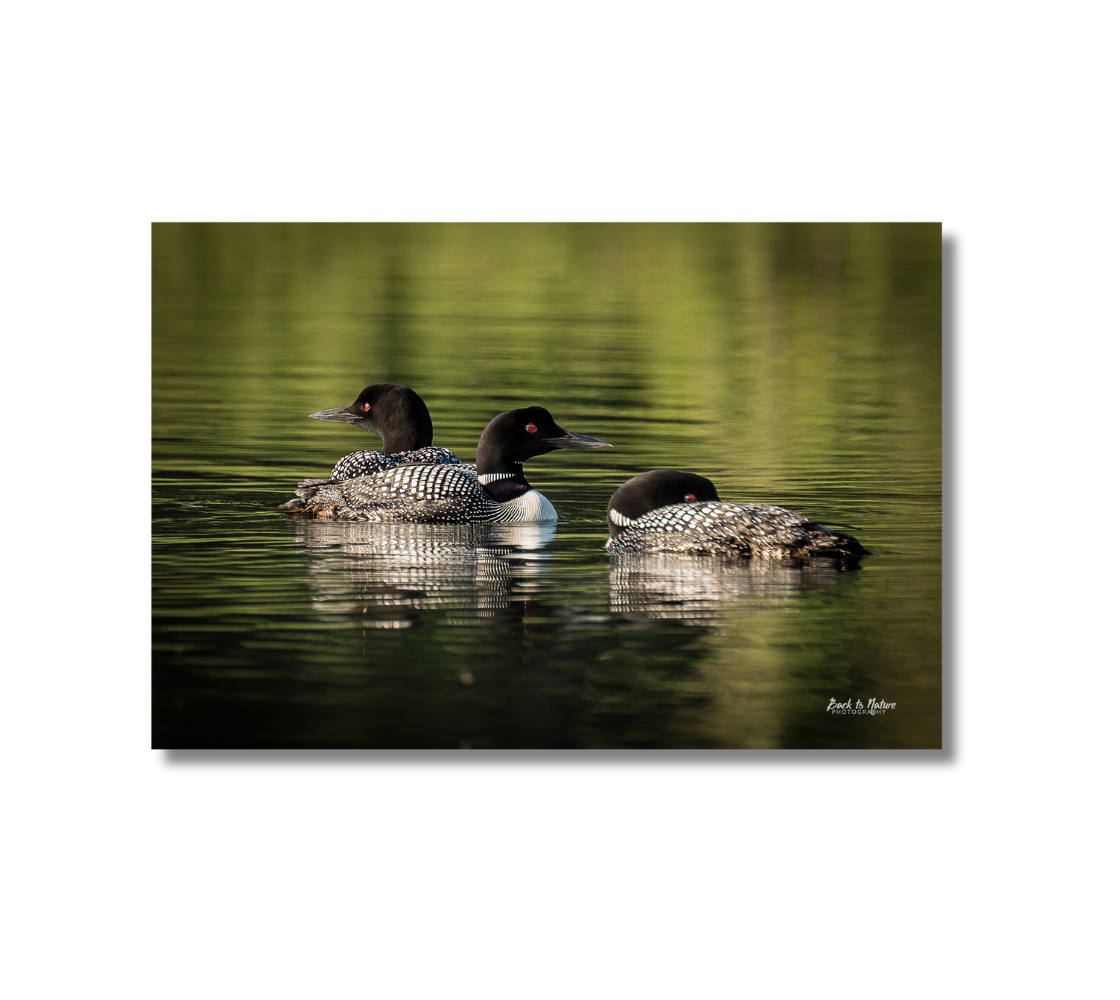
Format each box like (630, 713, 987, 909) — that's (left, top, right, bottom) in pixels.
(152, 223, 941, 749)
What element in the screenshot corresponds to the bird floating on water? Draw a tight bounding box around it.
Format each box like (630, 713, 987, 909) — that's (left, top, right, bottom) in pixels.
(304, 382, 468, 483)
(604, 470, 870, 564)
(284, 406, 611, 523)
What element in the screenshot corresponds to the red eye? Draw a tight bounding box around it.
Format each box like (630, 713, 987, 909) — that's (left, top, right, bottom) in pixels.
(525, 423, 537, 433)
(363, 403, 371, 412)
(685, 494, 697, 502)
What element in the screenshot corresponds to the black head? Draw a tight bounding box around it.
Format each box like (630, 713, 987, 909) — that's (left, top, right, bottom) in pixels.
(606, 470, 720, 537)
(474, 406, 611, 479)
(309, 383, 434, 454)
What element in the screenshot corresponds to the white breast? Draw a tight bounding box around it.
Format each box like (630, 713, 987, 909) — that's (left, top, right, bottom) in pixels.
(498, 489, 558, 522)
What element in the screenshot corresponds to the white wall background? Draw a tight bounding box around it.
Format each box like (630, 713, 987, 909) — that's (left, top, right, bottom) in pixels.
(2, 2, 1115, 997)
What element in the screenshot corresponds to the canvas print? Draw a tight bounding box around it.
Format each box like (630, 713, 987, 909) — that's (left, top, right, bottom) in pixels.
(152, 223, 942, 749)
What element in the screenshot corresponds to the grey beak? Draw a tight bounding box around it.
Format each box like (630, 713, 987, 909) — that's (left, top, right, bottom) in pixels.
(309, 406, 364, 425)
(542, 430, 612, 449)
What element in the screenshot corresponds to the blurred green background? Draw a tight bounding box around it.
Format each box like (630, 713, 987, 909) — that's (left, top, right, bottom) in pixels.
(152, 223, 941, 749)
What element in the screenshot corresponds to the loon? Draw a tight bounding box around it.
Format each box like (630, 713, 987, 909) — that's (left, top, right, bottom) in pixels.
(306, 383, 468, 482)
(605, 470, 871, 563)
(283, 406, 611, 522)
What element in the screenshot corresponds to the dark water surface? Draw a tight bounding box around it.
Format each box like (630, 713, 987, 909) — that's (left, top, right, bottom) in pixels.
(152, 223, 941, 749)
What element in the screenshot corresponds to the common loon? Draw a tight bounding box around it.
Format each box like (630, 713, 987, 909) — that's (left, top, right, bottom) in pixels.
(283, 406, 610, 522)
(605, 470, 871, 563)
(306, 383, 468, 482)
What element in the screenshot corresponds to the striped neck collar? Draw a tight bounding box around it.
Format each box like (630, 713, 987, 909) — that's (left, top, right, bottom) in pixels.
(478, 472, 516, 486)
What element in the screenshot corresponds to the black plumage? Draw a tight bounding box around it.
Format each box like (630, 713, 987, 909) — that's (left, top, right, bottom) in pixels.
(284, 406, 611, 523)
(303, 383, 471, 484)
(605, 470, 870, 563)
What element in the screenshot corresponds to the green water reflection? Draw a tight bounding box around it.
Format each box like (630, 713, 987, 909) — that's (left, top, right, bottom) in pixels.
(152, 223, 941, 749)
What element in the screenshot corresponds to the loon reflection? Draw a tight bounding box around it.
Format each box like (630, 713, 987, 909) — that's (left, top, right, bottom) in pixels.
(609, 553, 855, 624)
(290, 519, 557, 625)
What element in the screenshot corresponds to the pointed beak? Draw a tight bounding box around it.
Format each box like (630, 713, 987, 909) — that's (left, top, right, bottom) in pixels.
(309, 406, 365, 426)
(542, 430, 612, 449)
